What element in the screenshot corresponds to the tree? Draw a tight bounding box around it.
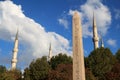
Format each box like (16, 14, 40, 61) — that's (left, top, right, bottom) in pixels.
(24, 56, 50, 80)
(85, 57, 89, 68)
(23, 68, 31, 80)
(85, 68, 97, 80)
(116, 49, 120, 63)
(0, 65, 7, 80)
(105, 63, 120, 80)
(48, 63, 72, 80)
(23, 53, 72, 80)
(0, 69, 22, 80)
(0, 65, 6, 74)
(87, 47, 116, 80)
(50, 53, 72, 69)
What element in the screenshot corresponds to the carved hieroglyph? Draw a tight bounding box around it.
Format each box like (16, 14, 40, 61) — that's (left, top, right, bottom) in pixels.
(72, 11, 85, 80)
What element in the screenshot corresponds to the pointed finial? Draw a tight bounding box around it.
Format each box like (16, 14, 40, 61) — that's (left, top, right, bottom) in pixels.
(49, 43, 51, 50)
(101, 35, 104, 48)
(101, 38, 104, 47)
(48, 42, 52, 61)
(15, 28, 19, 40)
(100, 33, 104, 47)
(93, 11, 96, 27)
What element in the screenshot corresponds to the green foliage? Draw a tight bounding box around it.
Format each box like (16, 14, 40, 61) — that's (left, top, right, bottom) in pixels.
(105, 63, 120, 80)
(50, 53, 72, 69)
(24, 56, 50, 80)
(85, 68, 97, 80)
(0, 65, 6, 74)
(22, 49, 119, 80)
(48, 64, 72, 80)
(23, 68, 30, 80)
(116, 49, 120, 63)
(87, 47, 116, 80)
(1, 48, 120, 80)
(85, 57, 89, 68)
(0, 69, 22, 80)
(23, 53, 72, 80)
(0, 72, 15, 80)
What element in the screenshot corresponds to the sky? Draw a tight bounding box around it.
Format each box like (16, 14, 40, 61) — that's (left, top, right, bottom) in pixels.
(0, 0, 120, 70)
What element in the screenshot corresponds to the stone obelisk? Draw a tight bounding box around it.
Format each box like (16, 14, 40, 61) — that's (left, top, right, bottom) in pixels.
(48, 43, 52, 61)
(11, 29, 19, 70)
(72, 11, 85, 80)
(93, 13, 99, 49)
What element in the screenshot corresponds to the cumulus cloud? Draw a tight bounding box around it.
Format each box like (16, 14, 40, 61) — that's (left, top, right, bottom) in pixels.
(107, 39, 116, 47)
(68, 10, 82, 17)
(58, 18, 68, 29)
(68, 0, 111, 37)
(0, 1, 71, 68)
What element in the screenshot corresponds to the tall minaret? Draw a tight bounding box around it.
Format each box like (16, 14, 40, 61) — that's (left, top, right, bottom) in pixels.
(93, 13, 99, 49)
(101, 37, 104, 48)
(48, 43, 52, 61)
(72, 11, 85, 80)
(11, 29, 19, 70)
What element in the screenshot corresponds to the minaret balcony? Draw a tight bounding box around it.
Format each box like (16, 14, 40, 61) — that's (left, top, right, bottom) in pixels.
(93, 37, 99, 41)
(12, 59, 17, 63)
(13, 49, 18, 52)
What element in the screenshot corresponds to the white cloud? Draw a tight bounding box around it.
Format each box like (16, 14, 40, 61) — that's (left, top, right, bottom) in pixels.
(58, 18, 68, 29)
(68, 0, 111, 37)
(68, 9, 76, 16)
(0, 1, 71, 69)
(114, 9, 120, 19)
(68, 9, 82, 18)
(107, 39, 116, 47)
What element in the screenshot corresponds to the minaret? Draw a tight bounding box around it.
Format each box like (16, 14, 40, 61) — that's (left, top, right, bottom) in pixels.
(92, 13, 99, 49)
(101, 37, 104, 47)
(11, 29, 19, 70)
(48, 43, 52, 61)
(72, 11, 85, 80)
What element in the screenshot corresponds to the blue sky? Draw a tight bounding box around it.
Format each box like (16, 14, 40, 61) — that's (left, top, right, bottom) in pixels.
(0, 0, 120, 70)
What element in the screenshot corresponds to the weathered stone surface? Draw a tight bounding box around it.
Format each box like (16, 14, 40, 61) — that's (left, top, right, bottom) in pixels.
(72, 11, 85, 80)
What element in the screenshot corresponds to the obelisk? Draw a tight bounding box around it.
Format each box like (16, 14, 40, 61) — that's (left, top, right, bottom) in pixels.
(72, 11, 85, 80)
(11, 29, 19, 70)
(92, 13, 99, 49)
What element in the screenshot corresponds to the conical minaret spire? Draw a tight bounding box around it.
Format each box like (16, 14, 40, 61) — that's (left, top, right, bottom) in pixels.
(72, 11, 85, 80)
(48, 43, 52, 61)
(101, 38, 104, 47)
(100, 36, 104, 48)
(11, 29, 19, 70)
(92, 12, 99, 49)
(15, 28, 18, 40)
